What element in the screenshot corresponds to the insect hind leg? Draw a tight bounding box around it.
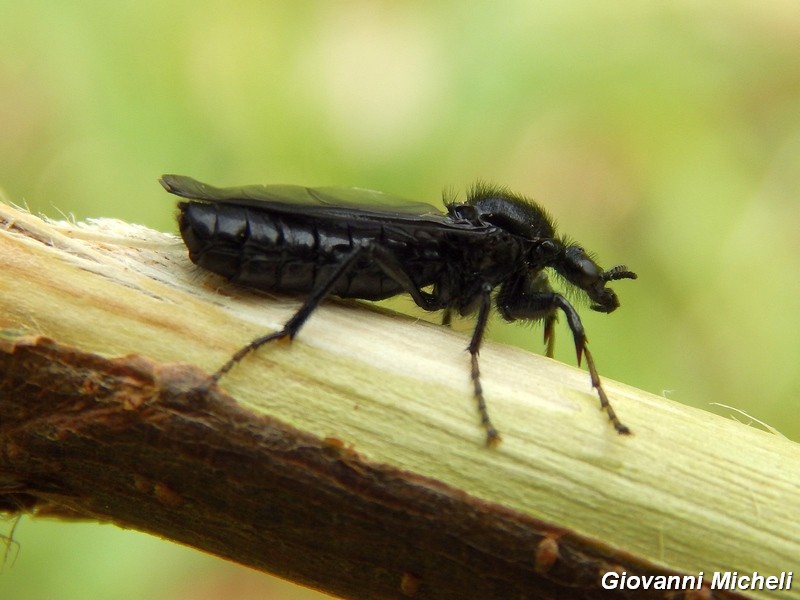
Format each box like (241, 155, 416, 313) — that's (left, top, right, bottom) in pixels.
(214, 241, 443, 381)
(213, 244, 372, 380)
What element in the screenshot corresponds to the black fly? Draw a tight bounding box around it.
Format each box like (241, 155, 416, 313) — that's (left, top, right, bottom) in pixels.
(161, 175, 637, 445)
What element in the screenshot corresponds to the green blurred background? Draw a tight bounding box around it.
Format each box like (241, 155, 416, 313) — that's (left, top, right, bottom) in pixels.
(2, 1, 799, 598)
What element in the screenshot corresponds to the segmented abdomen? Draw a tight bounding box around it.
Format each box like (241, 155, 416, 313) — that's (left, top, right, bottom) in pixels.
(178, 202, 438, 300)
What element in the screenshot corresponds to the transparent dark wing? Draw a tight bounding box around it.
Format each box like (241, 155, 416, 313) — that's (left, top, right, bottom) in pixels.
(160, 174, 449, 223)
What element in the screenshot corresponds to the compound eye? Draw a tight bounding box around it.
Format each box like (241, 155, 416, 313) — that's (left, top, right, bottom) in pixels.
(562, 246, 603, 287)
(572, 254, 601, 280)
(580, 257, 601, 278)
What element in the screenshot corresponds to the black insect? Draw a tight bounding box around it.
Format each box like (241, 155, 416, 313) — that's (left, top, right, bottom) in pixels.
(161, 174, 637, 445)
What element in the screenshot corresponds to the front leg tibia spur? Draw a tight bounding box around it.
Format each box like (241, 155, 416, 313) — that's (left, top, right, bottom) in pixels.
(500, 290, 630, 435)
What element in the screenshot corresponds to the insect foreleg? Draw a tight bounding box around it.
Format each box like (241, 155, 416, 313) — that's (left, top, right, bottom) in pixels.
(497, 272, 559, 357)
(499, 290, 630, 435)
(467, 282, 501, 446)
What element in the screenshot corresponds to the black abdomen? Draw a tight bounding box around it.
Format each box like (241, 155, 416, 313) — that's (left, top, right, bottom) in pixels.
(178, 202, 441, 300)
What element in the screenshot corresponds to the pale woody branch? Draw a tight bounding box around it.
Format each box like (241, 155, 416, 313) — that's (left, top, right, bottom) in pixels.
(1, 199, 797, 599)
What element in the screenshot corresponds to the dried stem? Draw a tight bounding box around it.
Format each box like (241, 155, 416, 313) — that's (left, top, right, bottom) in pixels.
(2, 199, 797, 600)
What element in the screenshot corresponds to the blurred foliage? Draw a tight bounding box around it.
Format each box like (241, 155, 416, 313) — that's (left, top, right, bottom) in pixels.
(2, 0, 799, 598)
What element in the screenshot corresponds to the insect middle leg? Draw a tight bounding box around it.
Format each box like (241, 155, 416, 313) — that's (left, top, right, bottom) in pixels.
(467, 282, 502, 447)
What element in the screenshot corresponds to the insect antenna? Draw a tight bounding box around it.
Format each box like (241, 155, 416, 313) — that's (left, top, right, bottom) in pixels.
(603, 265, 637, 282)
